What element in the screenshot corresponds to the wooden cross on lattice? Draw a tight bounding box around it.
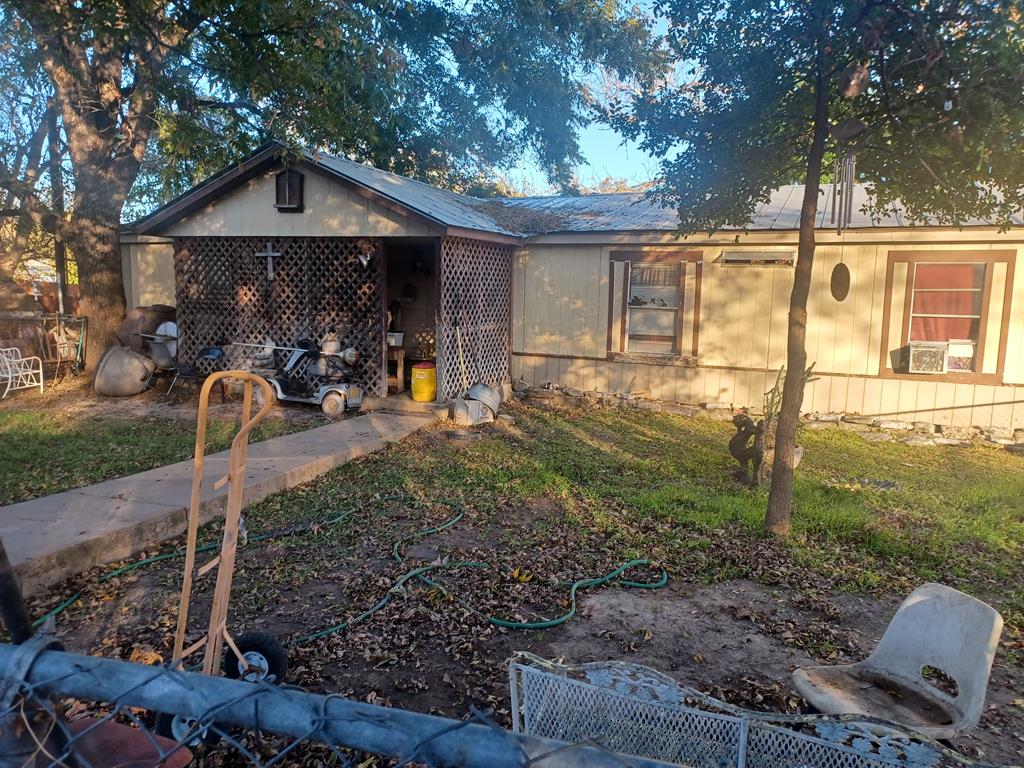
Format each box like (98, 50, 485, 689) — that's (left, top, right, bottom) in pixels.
(254, 242, 282, 280)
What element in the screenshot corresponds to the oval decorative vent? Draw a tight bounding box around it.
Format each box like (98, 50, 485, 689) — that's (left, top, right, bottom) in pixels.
(830, 263, 850, 301)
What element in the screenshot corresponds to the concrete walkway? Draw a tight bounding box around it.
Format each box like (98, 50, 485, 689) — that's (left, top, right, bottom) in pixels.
(2, 411, 434, 597)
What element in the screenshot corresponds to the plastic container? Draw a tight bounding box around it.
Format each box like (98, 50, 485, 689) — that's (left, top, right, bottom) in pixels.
(386, 332, 404, 347)
(411, 361, 436, 402)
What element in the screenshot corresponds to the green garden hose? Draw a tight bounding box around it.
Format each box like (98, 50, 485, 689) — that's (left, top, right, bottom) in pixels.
(31, 496, 669, 643)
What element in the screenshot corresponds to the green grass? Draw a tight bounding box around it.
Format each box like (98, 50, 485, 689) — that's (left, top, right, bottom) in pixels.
(244, 400, 1023, 630)
(0, 410, 299, 505)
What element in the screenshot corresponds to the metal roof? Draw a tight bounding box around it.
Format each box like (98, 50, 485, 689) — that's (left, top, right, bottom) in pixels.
(308, 153, 519, 236)
(131, 142, 1020, 237)
(492, 184, 1024, 233)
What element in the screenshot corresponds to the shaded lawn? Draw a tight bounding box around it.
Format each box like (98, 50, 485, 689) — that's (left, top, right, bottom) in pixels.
(301, 401, 1023, 629)
(0, 410, 300, 505)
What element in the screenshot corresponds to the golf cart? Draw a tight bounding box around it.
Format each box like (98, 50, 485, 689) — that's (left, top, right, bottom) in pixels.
(230, 331, 364, 415)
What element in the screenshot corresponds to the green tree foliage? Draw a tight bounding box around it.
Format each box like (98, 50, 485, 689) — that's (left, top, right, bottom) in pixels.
(604, 0, 1024, 533)
(0, 0, 665, 357)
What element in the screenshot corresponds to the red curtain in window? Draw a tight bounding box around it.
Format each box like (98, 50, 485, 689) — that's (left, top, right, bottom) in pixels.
(910, 263, 984, 342)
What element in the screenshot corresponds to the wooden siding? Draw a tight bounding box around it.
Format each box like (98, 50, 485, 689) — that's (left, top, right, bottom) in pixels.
(511, 239, 1024, 428)
(163, 169, 442, 239)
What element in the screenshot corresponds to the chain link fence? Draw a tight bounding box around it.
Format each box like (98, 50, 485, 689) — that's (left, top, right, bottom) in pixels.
(0, 636, 677, 768)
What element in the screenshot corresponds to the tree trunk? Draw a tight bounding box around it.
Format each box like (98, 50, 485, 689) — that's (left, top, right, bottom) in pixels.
(764, 12, 831, 537)
(68, 181, 127, 369)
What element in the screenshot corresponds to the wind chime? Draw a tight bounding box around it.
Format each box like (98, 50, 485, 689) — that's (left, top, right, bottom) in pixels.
(831, 151, 857, 235)
(831, 63, 870, 235)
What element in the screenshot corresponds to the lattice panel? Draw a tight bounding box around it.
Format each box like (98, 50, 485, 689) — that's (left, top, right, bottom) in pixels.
(174, 236, 385, 395)
(436, 236, 514, 402)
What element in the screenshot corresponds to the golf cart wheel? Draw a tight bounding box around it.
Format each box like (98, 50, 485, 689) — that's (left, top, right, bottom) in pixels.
(321, 391, 346, 416)
(154, 711, 221, 746)
(223, 632, 288, 683)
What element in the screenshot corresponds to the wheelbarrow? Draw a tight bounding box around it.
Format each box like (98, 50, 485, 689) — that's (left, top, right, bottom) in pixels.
(157, 371, 288, 743)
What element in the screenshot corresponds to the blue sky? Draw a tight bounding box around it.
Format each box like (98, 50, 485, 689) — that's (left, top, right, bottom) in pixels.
(506, 123, 662, 194)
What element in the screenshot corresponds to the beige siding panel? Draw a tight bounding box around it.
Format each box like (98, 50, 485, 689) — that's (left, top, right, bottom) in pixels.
(609, 260, 627, 354)
(767, 269, 792, 369)
(845, 376, 865, 415)
(862, 378, 884, 418)
(932, 383, 956, 425)
(1012, 389, 1024, 428)
(827, 376, 849, 414)
(808, 248, 833, 374)
(914, 380, 937, 423)
(971, 385, 995, 429)
(511, 250, 527, 352)
(886, 261, 909, 369)
(895, 379, 918, 421)
(951, 384, 975, 427)
(125, 242, 176, 307)
(731, 370, 751, 411)
(751, 268, 773, 367)
(1004, 249, 1024, 383)
(164, 170, 442, 238)
(982, 262, 1007, 375)
(680, 266, 698, 356)
(864, 245, 885, 376)
(991, 386, 1016, 430)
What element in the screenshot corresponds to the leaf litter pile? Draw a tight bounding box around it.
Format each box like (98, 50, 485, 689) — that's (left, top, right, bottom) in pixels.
(26, 400, 1024, 765)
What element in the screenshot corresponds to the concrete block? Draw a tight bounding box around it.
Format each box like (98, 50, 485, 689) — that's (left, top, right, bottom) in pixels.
(635, 400, 662, 412)
(876, 420, 914, 431)
(837, 420, 872, 432)
(842, 415, 876, 425)
(902, 436, 935, 446)
(807, 412, 843, 422)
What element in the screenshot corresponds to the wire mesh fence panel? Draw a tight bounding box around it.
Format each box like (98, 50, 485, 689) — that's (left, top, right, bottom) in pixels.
(174, 236, 386, 395)
(436, 237, 514, 402)
(0, 639, 680, 768)
(510, 658, 969, 768)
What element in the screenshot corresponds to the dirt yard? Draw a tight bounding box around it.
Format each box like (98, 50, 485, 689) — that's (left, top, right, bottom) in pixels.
(23, 400, 1024, 765)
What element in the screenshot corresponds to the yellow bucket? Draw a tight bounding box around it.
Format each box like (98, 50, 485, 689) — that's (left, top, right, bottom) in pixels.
(411, 361, 436, 402)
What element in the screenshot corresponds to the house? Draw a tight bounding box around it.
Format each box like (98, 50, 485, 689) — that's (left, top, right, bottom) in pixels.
(122, 143, 1024, 430)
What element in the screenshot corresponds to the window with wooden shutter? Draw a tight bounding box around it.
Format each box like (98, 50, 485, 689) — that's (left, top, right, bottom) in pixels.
(275, 169, 304, 212)
(626, 263, 682, 355)
(608, 251, 702, 359)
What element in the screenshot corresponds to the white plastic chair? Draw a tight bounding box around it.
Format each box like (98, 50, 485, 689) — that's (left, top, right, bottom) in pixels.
(0, 347, 44, 398)
(792, 583, 1003, 739)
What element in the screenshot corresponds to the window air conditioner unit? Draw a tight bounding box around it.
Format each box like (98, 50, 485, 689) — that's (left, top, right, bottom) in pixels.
(907, 341, 947, 374)
(719, 250, 795, 266)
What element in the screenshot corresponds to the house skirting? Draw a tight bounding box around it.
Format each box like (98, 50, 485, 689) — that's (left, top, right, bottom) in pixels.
(512, 353, 1024, 430)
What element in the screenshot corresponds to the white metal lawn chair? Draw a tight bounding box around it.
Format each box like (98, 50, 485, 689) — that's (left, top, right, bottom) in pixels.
(792, 583, 1003, 740)
(0, 347, 44, 398)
